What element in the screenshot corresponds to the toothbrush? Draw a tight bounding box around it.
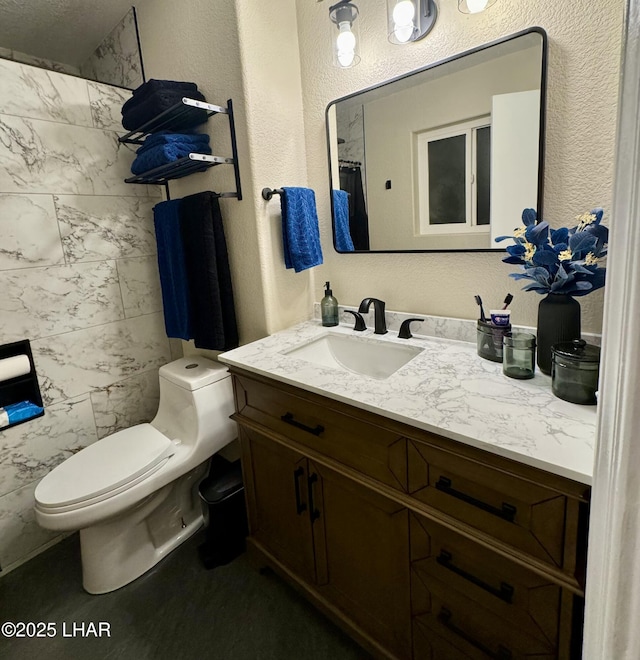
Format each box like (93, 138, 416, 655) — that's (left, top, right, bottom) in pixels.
(502, 293, 513, 310)
(474, 295, 486, 322)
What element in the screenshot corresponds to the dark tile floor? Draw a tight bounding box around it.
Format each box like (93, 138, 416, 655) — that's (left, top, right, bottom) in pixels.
(0, 532, 368, 660)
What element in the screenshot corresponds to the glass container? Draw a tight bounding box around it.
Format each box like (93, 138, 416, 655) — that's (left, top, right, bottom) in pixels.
(551, 339, 600, 405)
(503, 332, 536, 379)
(477, 320, 511, 362)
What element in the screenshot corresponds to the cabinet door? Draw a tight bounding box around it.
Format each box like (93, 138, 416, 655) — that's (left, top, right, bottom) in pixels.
(309, 461, 412, 659)
(239, 425, 316, 583)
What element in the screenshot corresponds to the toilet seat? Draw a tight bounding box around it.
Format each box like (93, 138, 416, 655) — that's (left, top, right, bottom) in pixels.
(35, 424, 175, 511)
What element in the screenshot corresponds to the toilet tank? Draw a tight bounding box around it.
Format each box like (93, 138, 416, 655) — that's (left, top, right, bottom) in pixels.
(151, 357, 236, 453)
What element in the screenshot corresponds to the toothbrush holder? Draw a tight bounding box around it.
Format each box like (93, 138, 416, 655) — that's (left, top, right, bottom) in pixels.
(476, 320, 511, 363)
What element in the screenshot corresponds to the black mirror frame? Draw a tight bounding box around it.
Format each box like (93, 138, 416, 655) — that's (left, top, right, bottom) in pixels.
(326, 26, 548, 254)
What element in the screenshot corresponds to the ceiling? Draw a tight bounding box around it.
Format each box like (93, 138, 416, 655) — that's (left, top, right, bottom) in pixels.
(0, 0, 136, 66)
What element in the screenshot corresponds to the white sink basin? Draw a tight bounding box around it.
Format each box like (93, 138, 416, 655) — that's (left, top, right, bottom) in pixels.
(285, 333, 423, 380)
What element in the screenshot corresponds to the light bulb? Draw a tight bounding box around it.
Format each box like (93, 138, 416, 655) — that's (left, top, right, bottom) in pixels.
(392, 0, 415, 25)
(391, 1, 415, 43)
(336, 21, 356, 67)
(336, 22, 356, 51)
(466, 0, 489, 13)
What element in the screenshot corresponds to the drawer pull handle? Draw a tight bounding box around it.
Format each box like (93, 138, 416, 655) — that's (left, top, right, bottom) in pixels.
(293, 467, 307, 515)
(438, 608, 513, 659)
(436, 550, 514, 604)
(435, 476, 517, 523)
(281, 412, 325, 437)
(307, 473, 321, 522)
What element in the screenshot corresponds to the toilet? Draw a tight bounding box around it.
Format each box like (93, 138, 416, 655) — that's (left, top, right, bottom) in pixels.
(34, 357, 237, 594)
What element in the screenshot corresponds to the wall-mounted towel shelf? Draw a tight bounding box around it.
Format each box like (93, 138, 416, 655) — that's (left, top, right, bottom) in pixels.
(125, 154, 233, 185)
(119, 98, 228, 145)
(119, 98, 242, 200)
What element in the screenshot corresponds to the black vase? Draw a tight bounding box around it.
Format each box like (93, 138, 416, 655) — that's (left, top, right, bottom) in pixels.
(536, 293, 581, 375)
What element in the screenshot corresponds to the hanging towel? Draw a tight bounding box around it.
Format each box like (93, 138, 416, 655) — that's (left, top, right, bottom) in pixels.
(179, 192, 239, 351)
(280, 187, 323, 273)
(122, 79, 208, 131)
(332, 189, 355, 252)
(153, 200, 192, 340)
(339, 166, 370, 250)
(131, 140, 212, 175)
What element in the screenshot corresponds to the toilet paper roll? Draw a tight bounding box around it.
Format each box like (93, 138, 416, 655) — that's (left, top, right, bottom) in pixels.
(0, 354, 31, 382)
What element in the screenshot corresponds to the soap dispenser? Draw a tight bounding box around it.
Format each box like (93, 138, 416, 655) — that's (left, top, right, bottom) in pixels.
(321, 281, 339, 327)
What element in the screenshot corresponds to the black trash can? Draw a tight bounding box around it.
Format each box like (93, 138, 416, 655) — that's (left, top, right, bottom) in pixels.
(198, 455, 248, 569)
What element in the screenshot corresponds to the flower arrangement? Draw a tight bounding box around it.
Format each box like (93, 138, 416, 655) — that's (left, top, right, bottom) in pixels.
(495, 208, 608, 296)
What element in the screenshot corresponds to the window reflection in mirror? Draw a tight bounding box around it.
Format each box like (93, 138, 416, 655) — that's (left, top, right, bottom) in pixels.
(326, 28, 547, 253)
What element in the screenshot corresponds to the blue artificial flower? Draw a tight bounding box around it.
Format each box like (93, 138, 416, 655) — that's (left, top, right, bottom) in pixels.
(496, 208, 608, 296)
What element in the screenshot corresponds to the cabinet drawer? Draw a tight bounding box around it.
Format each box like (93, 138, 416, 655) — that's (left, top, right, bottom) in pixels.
(408, 439, 574, 571)
(411, 570, 557, 659)
(410, 513, 561, 651)
(233, 374, 407, 491)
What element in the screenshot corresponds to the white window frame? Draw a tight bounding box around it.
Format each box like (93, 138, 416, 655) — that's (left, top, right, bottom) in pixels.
(415, 117, 491, 236)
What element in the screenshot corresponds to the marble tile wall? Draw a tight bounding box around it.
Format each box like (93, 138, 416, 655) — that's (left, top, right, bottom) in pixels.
(0, 59, 172, 575)
(80, 9, 144, 91)
(0, 47, 81, 78)
(336, 103, 367, 196)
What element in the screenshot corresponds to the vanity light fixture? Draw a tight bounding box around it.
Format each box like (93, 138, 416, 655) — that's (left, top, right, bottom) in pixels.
(387, 0, 438, 44)
(329, 0, 361, 68)
(458, 0, 497, 14)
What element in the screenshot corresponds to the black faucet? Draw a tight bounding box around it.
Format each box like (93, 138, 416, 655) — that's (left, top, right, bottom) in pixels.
(344, 310, 367, 331)
(398, 318, 423, 339)
(358, 298, 387, 335)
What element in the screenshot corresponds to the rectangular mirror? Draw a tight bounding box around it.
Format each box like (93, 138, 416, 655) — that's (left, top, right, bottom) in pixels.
(326, 28, 547, 253)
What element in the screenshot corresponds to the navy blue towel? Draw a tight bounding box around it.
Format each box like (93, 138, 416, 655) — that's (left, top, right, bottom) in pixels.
(123, 80, 200, 111)
(281, 187, 323, 273)
(121, 79, 208, 131)
(131, 140, 212, 175)
(136, 132, 210, 155)
(332, 189, 354, 252)
(179, 192, 239, 351)
(153, 200, 192, 340)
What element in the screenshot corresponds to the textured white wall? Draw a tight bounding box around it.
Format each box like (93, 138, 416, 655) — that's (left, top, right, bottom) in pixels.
(297, 0, 624, 332)
(135, 0, 269, 347)
(135, 0, 312, 349)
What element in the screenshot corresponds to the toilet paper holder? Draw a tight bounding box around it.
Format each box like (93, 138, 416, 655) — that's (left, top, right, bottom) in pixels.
(0, 339, 44, 430)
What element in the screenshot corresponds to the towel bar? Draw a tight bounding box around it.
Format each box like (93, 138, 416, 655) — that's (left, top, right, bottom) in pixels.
(262, 187, 284, 201)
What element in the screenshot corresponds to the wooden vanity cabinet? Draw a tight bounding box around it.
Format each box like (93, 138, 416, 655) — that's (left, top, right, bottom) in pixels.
(239, 424, 412, 658)
(230, 369, 590, 660)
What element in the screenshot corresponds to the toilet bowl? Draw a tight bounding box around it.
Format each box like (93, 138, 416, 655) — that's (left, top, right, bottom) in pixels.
(34, 357, 237, 594)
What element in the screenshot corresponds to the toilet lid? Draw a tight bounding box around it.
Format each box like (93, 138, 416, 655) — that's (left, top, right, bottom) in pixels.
(36, 424, 175, 508)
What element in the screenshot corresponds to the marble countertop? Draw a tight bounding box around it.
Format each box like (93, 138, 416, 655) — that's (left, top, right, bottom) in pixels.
(219, 320, 596, 485)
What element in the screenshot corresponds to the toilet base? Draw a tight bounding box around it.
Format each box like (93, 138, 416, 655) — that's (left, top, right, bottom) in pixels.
(80, 464, 208, 594)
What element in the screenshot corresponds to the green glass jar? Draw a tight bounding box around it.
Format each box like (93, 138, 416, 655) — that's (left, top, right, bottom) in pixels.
(503, 332, 536, 379)
(551, 339, 600, 405)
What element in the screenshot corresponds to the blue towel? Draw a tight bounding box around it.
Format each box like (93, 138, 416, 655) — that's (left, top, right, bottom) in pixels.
(137, 132, 210, 155)
(131, 141, 212, 175)
(154, 200, 192, 340)
(332, 189, 354, 252)
(281, 187, 323, 273)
